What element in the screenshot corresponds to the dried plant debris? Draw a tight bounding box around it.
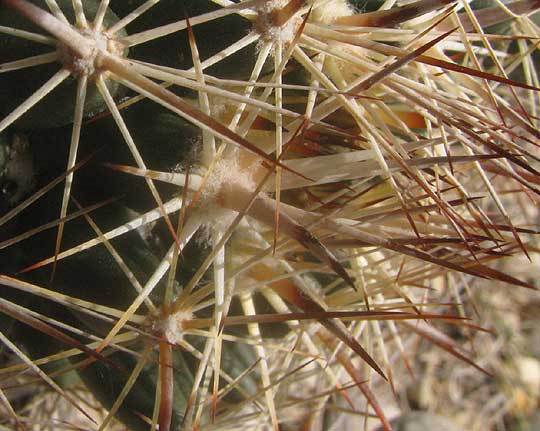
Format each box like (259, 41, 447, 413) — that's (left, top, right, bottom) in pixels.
(0, 0, 539, 430)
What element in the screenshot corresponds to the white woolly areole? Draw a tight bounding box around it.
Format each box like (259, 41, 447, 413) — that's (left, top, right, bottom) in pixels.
(310, 0, 355, 24)
(153, 310, 193, 345)
(195, 152, 261, 242)
(255, 0, 302, 45)
(201, 152, 258, 207)
(58, 28, 124, 77)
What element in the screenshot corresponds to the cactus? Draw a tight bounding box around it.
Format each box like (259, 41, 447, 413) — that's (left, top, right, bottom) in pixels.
(0, 0, 539, 430)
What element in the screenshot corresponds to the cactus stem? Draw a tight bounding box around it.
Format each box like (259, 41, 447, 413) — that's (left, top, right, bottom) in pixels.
(228, 40, 273, 131)
(71, 196, 158, 312)
(0, 196, 117, 251)
(0, 23, 56, 44)
(71, 0, 88, 28)
(94, 217, 201, 354)
(187, 32, 260, 74)
(2, 0, 93, 58)
(105, 0, 161, 36)
(117, 59, 302, 124)
(0, 68, 71, 134)
(43, 0, 70, 24)
(0, 274, 147, 323)
(185, 13, 216, 166)
(95, 75, 179, 248)
(52, 74, 88, 281)
(121, 0, 262, 47)
(104, 55, 300, 176)
(16, 196, 186, 273)
(0, 51, 59, 73)
(93, 0, 110, 32)
(97, 346, 151, 431)
(103, 164, 205, 191)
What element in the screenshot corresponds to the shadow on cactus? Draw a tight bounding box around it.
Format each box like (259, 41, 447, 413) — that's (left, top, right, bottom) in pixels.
(0, 0, 539, 430)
